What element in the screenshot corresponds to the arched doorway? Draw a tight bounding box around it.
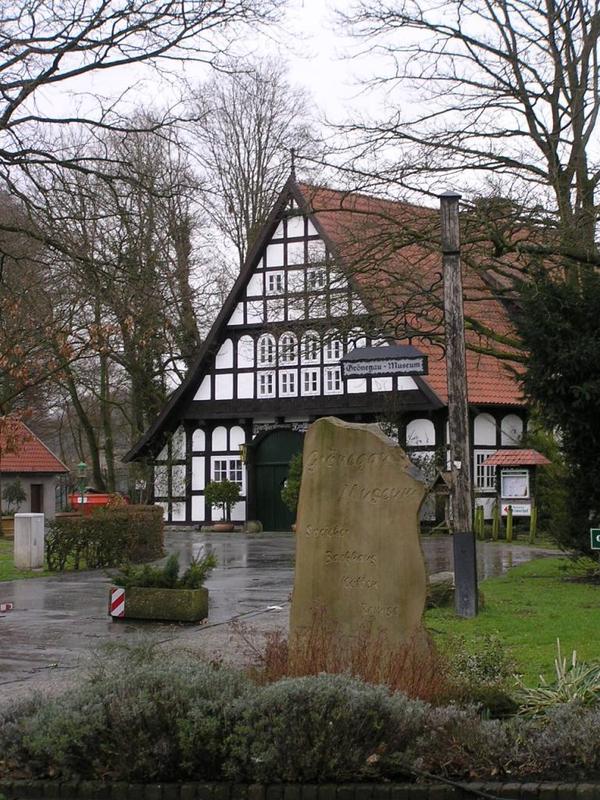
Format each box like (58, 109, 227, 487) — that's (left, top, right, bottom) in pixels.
(253, 429, 304, 531)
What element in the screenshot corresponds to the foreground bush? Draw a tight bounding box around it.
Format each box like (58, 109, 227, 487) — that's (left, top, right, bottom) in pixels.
(0, 647, 250, 782)
(3, 650, 600, 783)
(45, 505, 164, 570)
(223, 674, 427, 782)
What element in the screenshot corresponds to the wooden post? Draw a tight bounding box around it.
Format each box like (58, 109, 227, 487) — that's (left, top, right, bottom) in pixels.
(439, 191, 478, 618)
(506, 506, 513, 542)
(529, 504, 538, 543)
(492, 503, 500, 540)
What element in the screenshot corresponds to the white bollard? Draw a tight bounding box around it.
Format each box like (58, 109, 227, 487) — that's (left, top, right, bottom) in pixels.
(14, 513, 45, 570)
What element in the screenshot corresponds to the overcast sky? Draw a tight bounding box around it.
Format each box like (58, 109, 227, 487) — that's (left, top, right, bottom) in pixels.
(38, 0, 379, 144)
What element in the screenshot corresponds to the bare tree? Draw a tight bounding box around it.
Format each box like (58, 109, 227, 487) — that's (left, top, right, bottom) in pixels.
(190, 58, 321, 266)
(24, 121, 216, 490)
(0, 0, 281, 219)
(339, 0, 600, 273)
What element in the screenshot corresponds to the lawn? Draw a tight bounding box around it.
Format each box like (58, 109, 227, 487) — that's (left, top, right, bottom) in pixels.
(0, 537, 52, 581)
(426, 556, 600, 684)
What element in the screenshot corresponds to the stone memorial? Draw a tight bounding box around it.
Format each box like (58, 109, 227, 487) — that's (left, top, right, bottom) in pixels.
(290, 417, 429, 651)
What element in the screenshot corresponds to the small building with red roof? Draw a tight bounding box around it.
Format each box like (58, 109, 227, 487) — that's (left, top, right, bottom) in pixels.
(123, 175, 528, 529)
(0, 419, 69, 519)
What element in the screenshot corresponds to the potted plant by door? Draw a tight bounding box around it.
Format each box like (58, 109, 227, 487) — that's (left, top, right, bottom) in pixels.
(109, 552, 216, 622)
(1, 479, 27, 538)
(203, 479, 241, 532)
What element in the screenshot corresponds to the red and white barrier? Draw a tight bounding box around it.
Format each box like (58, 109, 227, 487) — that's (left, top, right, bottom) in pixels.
(0, 602, 13, 612)
(110, 587, 125, 618)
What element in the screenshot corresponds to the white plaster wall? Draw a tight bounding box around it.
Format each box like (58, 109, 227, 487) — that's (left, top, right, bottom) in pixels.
(192, 457, 205, 490)
(171, 502, 186, 522)
(154, 466, 168, 496)
(501, 414, 523, 445)
(372, 377, 393, 392)
(237, 336, 254, 368)
(192, 429, 205, 451)
(246, 301, 263, 324)
(215, 339, 234, 369)
(237, 373, 254, 398)
(266, 243, 284, 267)
(212, 427, 228, 451)
(228, 304, 244, 326)
(194, 375, 211, 400)
(474, 413, 497, 446)
(171, 465, 186, 497)
(246, 274, 263, 296)
(287, 217, 305, 237)
(230, 426, 245, 449)
(347, 378, 367, 393)
(191, 496, 205, 521)
(287, 241, 305, 264)
(398, 377, 418, 390)
(215, 373, 234, 399)
(406, 419, 436, 446)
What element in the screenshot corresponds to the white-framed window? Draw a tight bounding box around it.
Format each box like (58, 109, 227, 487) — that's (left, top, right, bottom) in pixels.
(302, 332, 320, 363)
(213, 459, 228, 482)
(212, 458, 243, 488)
(501, 469, 529, 498)
(324, 333, 343, 363)
(307, 268, 326, 290)
(324, 366, 342, 394)
(279, 370, 297, 396)
(279, 332, 298, 364)
(266, 271, 284, 295)
(258, 334, 276, 366)
(302, 368, 320, 395)
(474, 450, 496, 490)
(258, 371, 275, 397)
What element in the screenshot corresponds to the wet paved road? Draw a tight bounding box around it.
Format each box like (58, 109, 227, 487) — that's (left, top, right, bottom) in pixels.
(0, 531, 559, 697)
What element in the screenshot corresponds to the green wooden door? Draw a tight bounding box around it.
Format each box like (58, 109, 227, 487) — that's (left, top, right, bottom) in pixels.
(254, 429, 304, 531)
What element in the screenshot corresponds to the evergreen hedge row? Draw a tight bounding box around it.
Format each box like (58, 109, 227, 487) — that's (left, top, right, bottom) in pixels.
(45, 505, 164, 570)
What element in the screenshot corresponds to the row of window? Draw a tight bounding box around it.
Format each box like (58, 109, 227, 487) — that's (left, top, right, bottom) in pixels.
(264, 268, 326, 295)
(257, 331, 350, 367)
(258, 366, 342, 397)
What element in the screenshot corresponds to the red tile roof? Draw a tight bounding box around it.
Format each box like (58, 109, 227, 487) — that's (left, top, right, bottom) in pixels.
(0, 419, 69, 474)
(481, 449, 551, 467)
(297, 183, 525, 407)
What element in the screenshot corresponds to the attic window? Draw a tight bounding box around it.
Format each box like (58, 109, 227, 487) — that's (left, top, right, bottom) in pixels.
(308, 268, 326, 290)
(267, 272, 284, 295)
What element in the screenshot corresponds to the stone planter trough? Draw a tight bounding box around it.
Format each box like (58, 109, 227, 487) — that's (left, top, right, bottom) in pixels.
(108, 585, 209, 623)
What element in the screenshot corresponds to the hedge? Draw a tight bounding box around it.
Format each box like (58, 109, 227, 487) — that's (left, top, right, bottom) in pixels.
(3, 649, 600, 784)
(45, 505, 164, 570)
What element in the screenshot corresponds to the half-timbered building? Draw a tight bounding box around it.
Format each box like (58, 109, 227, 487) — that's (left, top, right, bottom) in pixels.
(124, 175, 526, 529)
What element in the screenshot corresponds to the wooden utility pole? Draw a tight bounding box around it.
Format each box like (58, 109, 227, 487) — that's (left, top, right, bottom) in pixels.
(439, 191, 478, 618)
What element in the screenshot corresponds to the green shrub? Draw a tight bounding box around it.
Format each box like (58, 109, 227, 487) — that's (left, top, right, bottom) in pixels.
(449, 633, 515, 688)
(45, 504, 163, 570)
(114, 552, 216, 589)
(0, 648, 250, 782)
(281, 452, 302, 514)
(203, 480, 241, 520)
(223, 674, 427, 783)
